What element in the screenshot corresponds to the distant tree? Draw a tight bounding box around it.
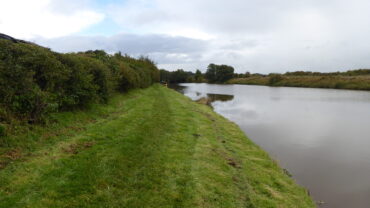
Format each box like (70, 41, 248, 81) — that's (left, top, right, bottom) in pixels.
(205, 64, 234, 83)
(194, 69, 203, 82)
(205, 64, 217, 82)
(218, 65, 234, 82)
(160, 69, 171, 82)
(186, 76, 195, 83)
(159, 69, 195, 83)
(171, 69, 190, 83)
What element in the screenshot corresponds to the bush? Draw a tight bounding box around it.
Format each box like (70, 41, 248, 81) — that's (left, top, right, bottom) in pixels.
(55, 54, 98, 109)
(0, 40, 160, 122)
(80, 56, 112, 103)
(0, 41, 63, 122)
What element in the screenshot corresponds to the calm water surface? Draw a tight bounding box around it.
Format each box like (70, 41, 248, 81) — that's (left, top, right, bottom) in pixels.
(173, 83, 370, 208)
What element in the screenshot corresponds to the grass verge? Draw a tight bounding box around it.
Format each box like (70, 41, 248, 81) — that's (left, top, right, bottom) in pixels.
(0, 84, 315, 207)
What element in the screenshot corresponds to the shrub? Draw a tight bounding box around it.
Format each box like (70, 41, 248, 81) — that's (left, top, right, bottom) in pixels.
(56, 54, 98, 109)
(0, 41, 61, 122)
(118, 63, 139, 91)
(79, 56, 112, 103)
(0, 39, 160, 122)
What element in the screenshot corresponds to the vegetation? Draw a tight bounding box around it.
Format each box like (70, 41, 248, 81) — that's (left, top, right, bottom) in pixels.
(160, 69, 195, 83)
(229, 70, 370, 90)
(0, 85, 315, 207)
(194, 69, 204, 82)
(0, 124, 5, 137)
(268, 74, 284, 86)
(160, 64, 370, 91)
(0, 39, 159, 125)
(159, 64, 235, 84)
(205, 64, 234, 83)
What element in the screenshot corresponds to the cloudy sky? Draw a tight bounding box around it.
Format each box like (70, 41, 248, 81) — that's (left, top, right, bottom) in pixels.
(1, 0, 370, 73)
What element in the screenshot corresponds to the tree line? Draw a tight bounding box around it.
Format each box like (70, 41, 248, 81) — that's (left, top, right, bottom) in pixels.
(160, 63, 370, 84)
(160, 63, 237, 84)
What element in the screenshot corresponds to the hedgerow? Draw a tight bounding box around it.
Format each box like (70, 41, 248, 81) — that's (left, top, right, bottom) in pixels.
(0, 40, 159, 123)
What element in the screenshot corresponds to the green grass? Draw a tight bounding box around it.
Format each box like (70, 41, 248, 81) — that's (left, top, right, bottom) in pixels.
(228, 75, 370, 90)
(0, 85, 315, 208)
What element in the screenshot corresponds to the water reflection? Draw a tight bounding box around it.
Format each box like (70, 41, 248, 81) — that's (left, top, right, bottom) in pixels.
(171, 83, 370, 208)
(171, 84, 234, 104)
(206, 93, 234, 102)
(168, 84, 186, 94)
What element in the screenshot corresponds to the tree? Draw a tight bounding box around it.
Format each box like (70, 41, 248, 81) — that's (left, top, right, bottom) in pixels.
(205, 64, 234, 83)
(169, 69, 194, 83)
(194, 69, 203, 82)
(159, 69, 171, 82)
(205, 64, 217, 82)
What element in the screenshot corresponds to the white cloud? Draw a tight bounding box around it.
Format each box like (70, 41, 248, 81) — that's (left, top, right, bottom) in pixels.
(5, 0, 370, 73)
(100, 0, 370, 73)
(0, 0, 104, 39)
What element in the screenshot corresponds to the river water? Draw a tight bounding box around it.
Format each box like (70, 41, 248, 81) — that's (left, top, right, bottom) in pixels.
(171, 83, 370, 208)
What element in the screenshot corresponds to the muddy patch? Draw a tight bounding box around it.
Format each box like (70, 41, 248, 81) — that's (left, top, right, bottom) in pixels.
(62, 141, 96, 155)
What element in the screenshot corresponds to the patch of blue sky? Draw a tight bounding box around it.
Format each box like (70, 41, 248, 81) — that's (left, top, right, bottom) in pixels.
(78, 17, 123, 36)
(79, 0, 156, 36)
(93, 0, 157, 9)
(93, 0, 126, 7)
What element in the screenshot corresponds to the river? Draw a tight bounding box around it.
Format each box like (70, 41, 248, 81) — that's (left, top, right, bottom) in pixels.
(171, 83, 370, 208)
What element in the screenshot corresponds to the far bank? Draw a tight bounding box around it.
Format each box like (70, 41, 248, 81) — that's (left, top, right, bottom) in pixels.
(227, 74, 370, 91)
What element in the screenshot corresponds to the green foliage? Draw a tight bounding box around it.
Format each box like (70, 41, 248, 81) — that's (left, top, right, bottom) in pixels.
(56, 54, 99, 109)
(113, 54, 158, 91)
(205, 63, 234, 83)
(159, 69, 171, 83)
(0, 40, 159, 122)
(194, 69, 204, 82)
(186, 76, 195, 82)
(268, 73, 283, 85)
(160, 65, 235, 84)
(0, 40, 65, 122)
(171, 69, 192, 83)
(160, 69, 194, 83)
(0, 124, 5, 136)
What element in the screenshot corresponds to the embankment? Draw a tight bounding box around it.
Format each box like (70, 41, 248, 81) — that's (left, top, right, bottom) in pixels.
(0, 85, 315, 207)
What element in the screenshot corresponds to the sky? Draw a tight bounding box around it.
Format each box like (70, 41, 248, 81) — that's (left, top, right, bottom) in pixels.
(1, 0, 370, 73)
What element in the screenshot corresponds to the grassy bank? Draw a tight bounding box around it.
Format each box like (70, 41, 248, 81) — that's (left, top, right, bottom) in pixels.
(228, 75, 370, 90)
(0, 85, 315, 207)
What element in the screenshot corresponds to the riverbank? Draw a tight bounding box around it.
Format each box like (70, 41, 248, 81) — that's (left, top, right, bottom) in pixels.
(0, 85, 315, 207)
(228, 75, 370, 90)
